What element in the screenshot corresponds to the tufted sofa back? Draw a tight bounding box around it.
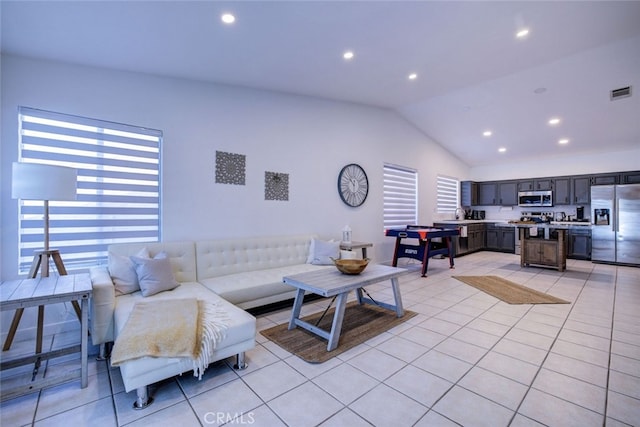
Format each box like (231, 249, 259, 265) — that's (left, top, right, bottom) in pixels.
(107, 241, 197, 283)
(196, 234, 317, 280)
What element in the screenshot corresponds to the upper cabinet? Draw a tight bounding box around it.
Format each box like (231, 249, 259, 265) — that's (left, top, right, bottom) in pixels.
(460, 181, 478, 207)
(518, 179, 553, 192)
(469, 170, 639, 207)
(622, 171, 640, 184)
(478, 182, 497, 205)
(591, 173, 619, 186)
(554, 177, 571, 205)
(499, 181, 518, 206)
(572, 176, 591, 204)
(478, 181, 517, 206)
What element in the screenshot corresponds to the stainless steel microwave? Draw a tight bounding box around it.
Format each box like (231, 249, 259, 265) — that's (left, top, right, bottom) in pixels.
(518, 190, 553, 207)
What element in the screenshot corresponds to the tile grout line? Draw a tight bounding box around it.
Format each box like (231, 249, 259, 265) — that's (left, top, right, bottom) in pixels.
(506, 263, 608, 426)
(602, 266, 618, 426)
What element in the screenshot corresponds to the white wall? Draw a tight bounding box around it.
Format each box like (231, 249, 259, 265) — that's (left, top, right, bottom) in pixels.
(1, 55, 469, 338)
(469, 147, 640, 182)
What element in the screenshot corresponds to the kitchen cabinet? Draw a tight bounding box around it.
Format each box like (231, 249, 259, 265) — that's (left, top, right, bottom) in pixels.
(434, 222, 485, 257)
(518, 178, 553, 192)
(460, 181, 478, 207)
(572, 176, 590, 204)
(520, 228, 566, 272)
(621, 171, 640, 184)
(518, 180, 534, 192)
(499, 181, 518, 206)
(480, 181, 517, 206)
(553, 178, 571, 205)
(478, 182, 497, 205)
(485, 225, 515, 253)
(591, 173, 619, 185)
(534, 179, 554, 191)
(468, 223, 486, 252)
(567, 228, 591, 260)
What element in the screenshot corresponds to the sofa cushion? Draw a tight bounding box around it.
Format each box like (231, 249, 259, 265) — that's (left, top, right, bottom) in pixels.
(196, 234, 318, 280)
(306, 238, 340, 265)
(131, 253, 180, 297)
(199, 263, 332, 306)
(113, 282, 256, 392)
(109, 247, 150, 296)
(108, 241, 197, 283)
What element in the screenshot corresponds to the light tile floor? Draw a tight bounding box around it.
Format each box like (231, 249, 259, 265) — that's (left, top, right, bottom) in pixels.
(1, 252, 639, 426)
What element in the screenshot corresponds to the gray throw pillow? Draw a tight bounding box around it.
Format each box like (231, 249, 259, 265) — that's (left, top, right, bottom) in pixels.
(130, 252, 180, 297)
(109, 247, 150, 296)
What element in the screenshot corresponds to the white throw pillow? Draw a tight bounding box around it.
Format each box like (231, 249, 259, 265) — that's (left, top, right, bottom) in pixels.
(307, 238, 340, 265)
(109, 247, 150, 296)
(130, 252, 180, 297)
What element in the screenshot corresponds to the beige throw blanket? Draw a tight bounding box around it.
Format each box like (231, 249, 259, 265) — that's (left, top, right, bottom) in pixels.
(111, 298, 228, 379)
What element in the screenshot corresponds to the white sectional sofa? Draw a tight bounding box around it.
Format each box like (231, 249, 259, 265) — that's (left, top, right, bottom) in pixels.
(89, 234, 334, 408)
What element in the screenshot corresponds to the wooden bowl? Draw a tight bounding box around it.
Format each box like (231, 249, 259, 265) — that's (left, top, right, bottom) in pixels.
(332, 258, 370, 275)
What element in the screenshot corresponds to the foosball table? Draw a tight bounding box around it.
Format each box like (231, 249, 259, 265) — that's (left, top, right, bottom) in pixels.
(385, 225, 460, 277)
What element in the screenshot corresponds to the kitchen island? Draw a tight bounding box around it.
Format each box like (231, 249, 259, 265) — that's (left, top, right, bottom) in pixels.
(520, 227, 567, 272)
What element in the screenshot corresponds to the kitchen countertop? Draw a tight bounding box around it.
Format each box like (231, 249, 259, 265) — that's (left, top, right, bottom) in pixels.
(436, 220, 592, 228)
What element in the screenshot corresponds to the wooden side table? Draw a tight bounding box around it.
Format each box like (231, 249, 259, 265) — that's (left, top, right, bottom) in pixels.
(0, 274, 92, 400)
(339, 241, 373, 259)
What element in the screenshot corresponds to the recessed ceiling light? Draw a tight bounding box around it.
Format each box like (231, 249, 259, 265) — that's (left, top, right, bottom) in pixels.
(548, 117, 561, 125)
(498, 147, 507, 153)
(343, 51, 354, 60)
(221, 13, 235, 24)
(516, 29, 529, 38)
(408, 73, 418, 80)
(483, 130, 492, 137)
(558, 138, 570, 144)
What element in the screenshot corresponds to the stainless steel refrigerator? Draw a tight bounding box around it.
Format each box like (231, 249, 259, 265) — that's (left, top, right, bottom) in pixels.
(591, 184, 640, 265)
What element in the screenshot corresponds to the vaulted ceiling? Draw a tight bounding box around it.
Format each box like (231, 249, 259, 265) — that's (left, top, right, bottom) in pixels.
(2, 1, 640, 167)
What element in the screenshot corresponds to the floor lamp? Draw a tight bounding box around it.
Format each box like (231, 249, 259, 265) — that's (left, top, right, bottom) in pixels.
(4, 162, 78, 352)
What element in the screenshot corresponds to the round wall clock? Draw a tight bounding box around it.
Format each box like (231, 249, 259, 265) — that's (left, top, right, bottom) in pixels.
(338, 163, 369, 207)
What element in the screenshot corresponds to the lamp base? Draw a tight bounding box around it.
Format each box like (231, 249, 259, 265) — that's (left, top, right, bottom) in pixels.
(28, 249, 67, 278)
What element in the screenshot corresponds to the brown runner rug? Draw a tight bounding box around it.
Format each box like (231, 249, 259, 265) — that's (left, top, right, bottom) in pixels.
(453, 275, 570, 304)
(261, 302, 417, 363)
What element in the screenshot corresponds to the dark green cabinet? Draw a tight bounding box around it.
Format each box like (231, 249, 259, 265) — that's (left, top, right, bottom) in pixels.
(554, 178, 571, 205)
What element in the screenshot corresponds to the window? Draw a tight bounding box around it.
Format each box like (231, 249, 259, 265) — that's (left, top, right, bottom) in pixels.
(437, 175, 459, 213)
(17, 107, 162, 273)
(383, 164, 418, 229)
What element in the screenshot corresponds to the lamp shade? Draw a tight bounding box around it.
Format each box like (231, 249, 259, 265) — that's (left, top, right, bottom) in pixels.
(12, 162, 77, 201)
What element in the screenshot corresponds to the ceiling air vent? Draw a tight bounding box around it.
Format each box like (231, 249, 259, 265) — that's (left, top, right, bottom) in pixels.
(610, 86, 632, 101)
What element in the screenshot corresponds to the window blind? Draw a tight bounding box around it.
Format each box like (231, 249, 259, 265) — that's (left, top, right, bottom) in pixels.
(17, 107, 162, 273)
(437, 175, 459, 213)
(383, 164, 418, 229)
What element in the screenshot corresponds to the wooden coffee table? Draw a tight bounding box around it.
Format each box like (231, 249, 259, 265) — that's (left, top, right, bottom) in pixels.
(283, 264, 410, 351)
